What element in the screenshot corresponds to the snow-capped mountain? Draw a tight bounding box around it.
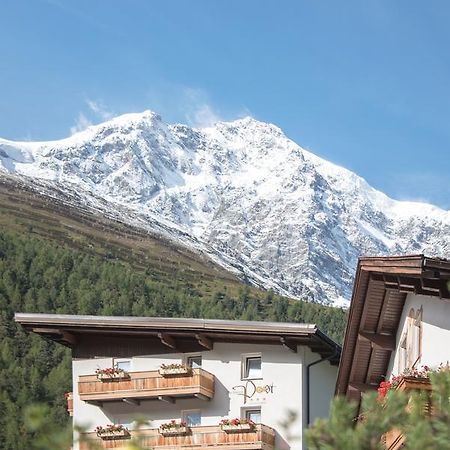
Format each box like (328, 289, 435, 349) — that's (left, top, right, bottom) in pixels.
(1, 111, 449, 306)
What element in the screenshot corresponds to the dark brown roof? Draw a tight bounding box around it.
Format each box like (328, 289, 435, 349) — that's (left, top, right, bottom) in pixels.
(15, 314, 341, 364)
(335, 255, 450, 401)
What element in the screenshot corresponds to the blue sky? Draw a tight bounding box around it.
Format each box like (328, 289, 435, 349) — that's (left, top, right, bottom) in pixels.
(1, 1, 449, 208)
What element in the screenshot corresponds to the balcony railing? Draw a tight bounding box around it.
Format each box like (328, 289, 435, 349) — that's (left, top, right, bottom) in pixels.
(80, 424, 275, 450)
(66, 392, 73, 416)
(78, 368, 214, 403)
(383, 376, 432, 450)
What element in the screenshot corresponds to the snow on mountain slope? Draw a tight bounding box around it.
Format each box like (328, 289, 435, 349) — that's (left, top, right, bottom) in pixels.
(1, 111, 449, 306)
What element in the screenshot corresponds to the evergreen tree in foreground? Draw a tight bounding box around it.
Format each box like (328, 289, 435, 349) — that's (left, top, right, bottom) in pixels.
(307, 370, 450, 450)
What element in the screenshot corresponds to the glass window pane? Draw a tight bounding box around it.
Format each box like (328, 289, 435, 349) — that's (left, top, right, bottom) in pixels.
(188, 356, 202, 368)
(246, 357, 261, 378)
(246, 410, 261, 423)
(184, 411, 201, 426)
(115, 360, 131, 371)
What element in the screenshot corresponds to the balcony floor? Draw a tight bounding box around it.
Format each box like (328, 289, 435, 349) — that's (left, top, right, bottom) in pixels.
(78, 368, 214, 403)
(80, 424, 275, 450)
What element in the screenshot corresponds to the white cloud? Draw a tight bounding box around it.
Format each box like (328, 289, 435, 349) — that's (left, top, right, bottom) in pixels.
(186, 103, 220, 128)
(70, 113, 92, 135)
(236, 106, 253, 119)
(182, 88, 221, 128)
(145, 83, 251, 127)
(69, 98, 114, 135)
(86, 99, 114, 121)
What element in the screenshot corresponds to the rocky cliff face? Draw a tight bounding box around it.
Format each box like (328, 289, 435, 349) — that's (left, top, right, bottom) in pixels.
(1, 111, 448, 305)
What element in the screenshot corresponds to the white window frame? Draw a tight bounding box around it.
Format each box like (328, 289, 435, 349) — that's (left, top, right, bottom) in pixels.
(398, 333, 407, 373)
(184, 353, 202, 369)
(397, 306, 424, 373)
(412, 307, 423, 368)
(113, 358, 132, 371)
(182, 409, 201, 427)
(241, 353, 262, 380)
(241, 407, 261, 423)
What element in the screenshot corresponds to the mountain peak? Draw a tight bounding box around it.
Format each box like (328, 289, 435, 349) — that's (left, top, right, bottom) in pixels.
(211, 115, 283, 135)
(87, 110, 164, 135)
(0, 110, 448, 306)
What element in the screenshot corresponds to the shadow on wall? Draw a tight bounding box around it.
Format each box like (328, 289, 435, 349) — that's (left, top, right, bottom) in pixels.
(99, 377, 231, 425)
(274, 430, 291, 450)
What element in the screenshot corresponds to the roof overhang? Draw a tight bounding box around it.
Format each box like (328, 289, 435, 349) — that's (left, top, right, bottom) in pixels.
(15, 314, 341, 364)
(335, 255, 450, 401)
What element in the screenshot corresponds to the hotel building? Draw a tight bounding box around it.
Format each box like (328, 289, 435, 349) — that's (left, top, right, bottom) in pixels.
(15, 315, 341, 450)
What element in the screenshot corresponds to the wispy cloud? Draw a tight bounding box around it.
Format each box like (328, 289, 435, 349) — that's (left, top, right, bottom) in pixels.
(70, 112, 92, 135)
(42, 0, 120, 35)
(86, 99, 114, 121)
(182, 88, 221, 127)
(386, 171, 450, 209)
(69, 98, 114, 135)
(146, 83, 251, 127)
(236, 106, 253, 120)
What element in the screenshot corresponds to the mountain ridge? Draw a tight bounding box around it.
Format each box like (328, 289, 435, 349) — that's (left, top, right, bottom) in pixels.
(1, 111, 449, 305)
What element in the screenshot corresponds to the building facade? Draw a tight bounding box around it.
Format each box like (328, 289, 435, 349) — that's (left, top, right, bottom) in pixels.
(336, 255, 450, 401)
(16, 314, 340, 450)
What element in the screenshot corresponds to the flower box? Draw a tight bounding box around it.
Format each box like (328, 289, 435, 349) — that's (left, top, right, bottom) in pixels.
(159, 426, 190, 436)
(396, 376, 432, 392)
(96, 372, 130, 381)
(96, 428, 130, 440)
(377, 366, 437, 400)
(221, 423, 255, 433)
(158, 365, 192, 377)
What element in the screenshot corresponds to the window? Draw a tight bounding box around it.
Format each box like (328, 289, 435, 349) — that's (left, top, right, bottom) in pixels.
(186, 355, 202, 369)
(244, 408, 261, 423)
(114, 359, 131, 371)
(182, 410, 201, 427)
(407, 307, 422, 368)
(397, 307, 422, 373)
(241, 354, 262, 380)
(118, 419, 135, 431)
(398, 334, 407, 373)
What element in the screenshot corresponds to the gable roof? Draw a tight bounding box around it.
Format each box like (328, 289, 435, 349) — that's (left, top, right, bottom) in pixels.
(15, 314, 341, 364)
(335, 255, 450, 401)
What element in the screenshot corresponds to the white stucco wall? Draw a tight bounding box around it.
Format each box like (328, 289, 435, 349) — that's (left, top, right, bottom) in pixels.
(72, 342, 337, 450)
(303, 348, 337, 426)
(387, 293, 450, 378)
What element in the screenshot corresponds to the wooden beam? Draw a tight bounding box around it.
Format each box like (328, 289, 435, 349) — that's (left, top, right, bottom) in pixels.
(157, 333, 177, 350)
(377, 274, 450, 299)
(280, 337, 297, 353)
(348, 381, 377, 393)
(123, 398, 140, 406)
(32, 327, 62, 334)
(359, 331, 396, 351)
(158, 395, 175, 404)
(60, 331, 77, 347)
(32, 328, 77, 347)
(195, 334, 213, 350)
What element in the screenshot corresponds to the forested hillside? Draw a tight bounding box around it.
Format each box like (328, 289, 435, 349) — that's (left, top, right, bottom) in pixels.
(0, 230, 346, 449)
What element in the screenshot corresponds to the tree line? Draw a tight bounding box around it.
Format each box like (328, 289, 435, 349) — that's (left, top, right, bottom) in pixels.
(0, 230, 346, 449)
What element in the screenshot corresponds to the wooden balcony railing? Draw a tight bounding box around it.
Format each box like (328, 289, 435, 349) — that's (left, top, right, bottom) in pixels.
(78, 368, 214, 403)
(66, 392, 73, 416)
(383, 376, 432, 450)
(80, 424, 275, 450)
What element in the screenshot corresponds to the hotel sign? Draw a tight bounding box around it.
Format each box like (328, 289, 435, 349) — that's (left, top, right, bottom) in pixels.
(232, 380, 275, 404)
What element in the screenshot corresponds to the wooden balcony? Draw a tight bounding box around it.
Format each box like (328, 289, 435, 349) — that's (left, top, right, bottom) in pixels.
(78, 368, 214, 404)
(80, 424, 275, 450)
(66, 392, 73, 416)
(383, 377, 432, 450)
